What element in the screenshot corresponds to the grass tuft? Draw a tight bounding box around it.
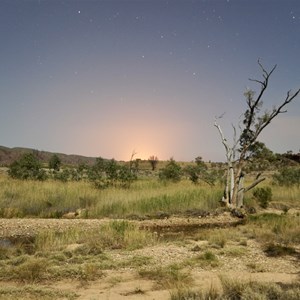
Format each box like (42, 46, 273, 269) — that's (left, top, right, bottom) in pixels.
(0, 285, 77, 300)
(264, 243, 296, 257)
(11, 258, 48, 283)
(139, 264, 192, 288)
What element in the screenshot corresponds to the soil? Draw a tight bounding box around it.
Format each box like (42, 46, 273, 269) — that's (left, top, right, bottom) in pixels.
(0, 213, 299, 299)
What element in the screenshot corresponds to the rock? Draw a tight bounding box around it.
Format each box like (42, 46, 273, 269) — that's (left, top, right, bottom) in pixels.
(191, 245, 201, 252)
(247, 207, 257, 214)
(231, 208, 246, 219)
(62, 212, 76, 219)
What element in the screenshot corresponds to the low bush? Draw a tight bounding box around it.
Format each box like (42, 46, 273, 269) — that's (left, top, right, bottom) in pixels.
(139, 263, 192, 288)
(220, 276, 300, 300)
(8, 153, 47, 181)
(11, 258, 48, 283)
(253, 186, 272, 208)
(159, 158, 182, 182)
(264, 243, 296, 257)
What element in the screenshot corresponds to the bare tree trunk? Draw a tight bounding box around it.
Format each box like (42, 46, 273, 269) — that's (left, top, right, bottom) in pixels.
(214, 118, 237, 207)
(229, 166, 234, 204)
(236, 173, 244, 208)
(222, 167, 230, 205)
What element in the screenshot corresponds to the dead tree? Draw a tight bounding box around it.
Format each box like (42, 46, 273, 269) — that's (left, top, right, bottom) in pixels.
(215, 60, 300, 208)
(148, 155, 159, 171)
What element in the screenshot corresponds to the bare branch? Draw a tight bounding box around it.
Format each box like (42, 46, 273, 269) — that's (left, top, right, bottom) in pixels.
(130, 150, 137, 161)
(243, 177, 266, 193)
(248, 78, 265, 86)
(214, 120, 230, 155)
(215, 112, 226, 120)
(257, 59, 277, 79)
(231, 124, 240, 160)
(254, 88, 300, 139)
(244, 61, 277, 131)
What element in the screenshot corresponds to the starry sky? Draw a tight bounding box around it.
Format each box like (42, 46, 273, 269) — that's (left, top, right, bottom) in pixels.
(1, 0, 299, 162)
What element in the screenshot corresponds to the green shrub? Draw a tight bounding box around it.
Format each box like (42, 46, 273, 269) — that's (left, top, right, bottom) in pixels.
(8, 153, 47, 181)
(159, 158, 182, 182)
(48, 154, 61, 171)
(88, 157, 137, 189)
(253, 187, 272, 208)
(184, 157, 218, 186)
(53, 169, 70, 182)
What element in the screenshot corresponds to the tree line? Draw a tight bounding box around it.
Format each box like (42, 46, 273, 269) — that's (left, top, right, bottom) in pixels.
(7, 149, 300, 188)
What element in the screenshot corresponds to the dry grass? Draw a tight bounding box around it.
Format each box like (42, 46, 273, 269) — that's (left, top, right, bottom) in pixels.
(0, 221, 157, 283)
(171, 277, 300, 300)
(138, 263, 193, 289)
(0, 174, 222, 218)
(0, 285, 77, 300)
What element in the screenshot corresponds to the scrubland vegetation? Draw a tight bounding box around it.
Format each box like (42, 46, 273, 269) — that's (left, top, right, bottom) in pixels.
(0, 152, 300, 299)
(1, 150, 300, 219)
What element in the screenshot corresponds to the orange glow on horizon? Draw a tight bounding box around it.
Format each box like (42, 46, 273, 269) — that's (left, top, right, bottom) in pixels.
(74, 104, 189, 161)
(109, 118, 187, 161)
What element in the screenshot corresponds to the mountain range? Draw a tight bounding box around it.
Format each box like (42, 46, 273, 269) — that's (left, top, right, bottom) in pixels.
(0, 146, 97, 167)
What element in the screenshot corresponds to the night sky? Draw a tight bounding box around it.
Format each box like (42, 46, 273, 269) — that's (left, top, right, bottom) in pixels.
(1, 0, 299, 161)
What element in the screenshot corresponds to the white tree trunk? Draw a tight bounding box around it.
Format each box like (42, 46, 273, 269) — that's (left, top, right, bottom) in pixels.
(237, 174, 244, 208)
(229, 166, 234, 204)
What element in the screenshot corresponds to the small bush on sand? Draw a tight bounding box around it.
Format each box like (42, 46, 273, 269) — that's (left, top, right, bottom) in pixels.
(264, 243, 296, 257)
(139, 264, 192, 288)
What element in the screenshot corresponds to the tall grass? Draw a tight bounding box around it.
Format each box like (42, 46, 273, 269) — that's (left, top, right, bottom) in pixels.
(34, 221, 156, 253)
(92, 183, 222, 218)
(269, 184, 300, 207)
(1, 173, 299, 219)
(0, 174, 222, 218)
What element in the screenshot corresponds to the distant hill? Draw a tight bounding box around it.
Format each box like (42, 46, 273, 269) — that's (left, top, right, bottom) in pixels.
(0, 146, 97, 167)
